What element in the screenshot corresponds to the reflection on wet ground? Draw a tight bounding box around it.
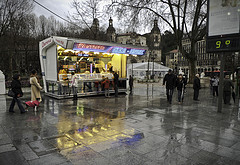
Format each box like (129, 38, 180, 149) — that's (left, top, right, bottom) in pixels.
(1, 83, 240, 164)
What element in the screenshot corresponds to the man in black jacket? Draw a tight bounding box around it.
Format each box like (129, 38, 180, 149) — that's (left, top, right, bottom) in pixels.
(193, 74, 201, 101)
(223, 75, 234, 105)
(163, 69, 176, 104)
(113, 71, 119, 97)
(9, 74, 26, 113)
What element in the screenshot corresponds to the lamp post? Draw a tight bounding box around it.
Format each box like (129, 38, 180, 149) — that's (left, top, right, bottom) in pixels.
(147, 50, 152, 81)
(151, 54, 156, 79)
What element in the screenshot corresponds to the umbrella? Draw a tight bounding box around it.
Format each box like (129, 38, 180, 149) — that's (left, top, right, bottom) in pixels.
(232, 91, 236, 103)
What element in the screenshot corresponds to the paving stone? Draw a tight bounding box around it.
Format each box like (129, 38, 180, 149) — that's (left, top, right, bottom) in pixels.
(28, 153, 68, 165)
(0, 143, 16, 154)
(0, 132, 12, 145)
(189, 150, 221, 165)
(0, 150, 27, 165)
(28, 140, 57, 156)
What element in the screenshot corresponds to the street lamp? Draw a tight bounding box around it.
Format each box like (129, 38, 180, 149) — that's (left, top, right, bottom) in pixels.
(147, 50, 151, 81)
(151, 54, 156, 79)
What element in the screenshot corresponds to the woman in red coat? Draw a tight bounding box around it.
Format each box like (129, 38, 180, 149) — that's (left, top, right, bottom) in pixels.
(103, 77, 110, 97)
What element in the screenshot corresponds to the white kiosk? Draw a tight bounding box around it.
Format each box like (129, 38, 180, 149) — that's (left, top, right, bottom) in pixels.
(39, 36, 147, 99)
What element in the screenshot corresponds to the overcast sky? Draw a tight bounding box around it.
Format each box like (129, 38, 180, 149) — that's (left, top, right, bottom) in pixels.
(33, 0, 153, 34)
(33, 0, 73, 19)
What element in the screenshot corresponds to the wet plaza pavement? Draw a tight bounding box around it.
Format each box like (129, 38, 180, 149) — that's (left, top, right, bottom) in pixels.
(1, 83, 240, 165)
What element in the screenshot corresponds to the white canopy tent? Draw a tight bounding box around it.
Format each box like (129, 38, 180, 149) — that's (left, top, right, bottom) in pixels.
(127, 62, 171, 79)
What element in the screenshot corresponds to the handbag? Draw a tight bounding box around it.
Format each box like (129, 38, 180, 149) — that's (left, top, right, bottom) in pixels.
(8, 89, 15, 97)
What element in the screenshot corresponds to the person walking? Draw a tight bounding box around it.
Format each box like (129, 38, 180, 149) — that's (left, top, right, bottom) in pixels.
(211, 76, 219, 96)
(113, 71, 119, 97)
(193, 74, 201, 101)
(103, 77, 110, 97)
(163, 69, 176, 104)
(70, 72, 78, 100)
(176, 74, 186, 104)
(223, 75, 234, 105)
(9, 74, 26, 114)
(30, 70, 42, 102)
(129, 75, 134, 93)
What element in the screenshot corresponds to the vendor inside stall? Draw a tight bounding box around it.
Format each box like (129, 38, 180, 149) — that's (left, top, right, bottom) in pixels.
(57, 44, 127, 94)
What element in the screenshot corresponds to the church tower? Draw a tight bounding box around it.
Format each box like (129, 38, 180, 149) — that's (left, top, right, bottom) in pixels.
(106, 17, 116, 42)
(149, 18, 161, 62)
(90, 18, 100, 40)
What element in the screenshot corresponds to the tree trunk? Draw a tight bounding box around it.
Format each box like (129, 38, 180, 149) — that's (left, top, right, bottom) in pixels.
(8, 50, 13, 79)
(189, 60, 196, 84)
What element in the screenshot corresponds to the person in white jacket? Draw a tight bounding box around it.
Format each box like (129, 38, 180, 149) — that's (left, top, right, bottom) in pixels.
(70, 72, 78, 100)
(30, 70, 42, 102)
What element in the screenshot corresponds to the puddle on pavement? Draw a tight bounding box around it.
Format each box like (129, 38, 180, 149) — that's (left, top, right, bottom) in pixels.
(45, 100, 144, 151)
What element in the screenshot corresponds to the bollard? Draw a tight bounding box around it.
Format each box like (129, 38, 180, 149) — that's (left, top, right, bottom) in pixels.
(0, 70, 6, 94)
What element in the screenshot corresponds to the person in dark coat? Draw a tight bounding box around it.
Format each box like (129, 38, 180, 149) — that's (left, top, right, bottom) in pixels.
(163, 69, 176, 104)
(129, 75, 133, 92)
(223, 75, 234, 105)
(193, 74, 201, 101)
(176, 74, 187, 104)
(211, 76, 219, 96)
(113, 71, 119, 97)
(8, 74, 26, 113)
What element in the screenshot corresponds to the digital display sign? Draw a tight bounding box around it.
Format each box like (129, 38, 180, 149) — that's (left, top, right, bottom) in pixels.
(206, 36, 240, 52)
(73, 43, 146, 55)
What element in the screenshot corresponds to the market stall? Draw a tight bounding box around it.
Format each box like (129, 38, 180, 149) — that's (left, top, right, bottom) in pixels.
(39, 36, 147, 99)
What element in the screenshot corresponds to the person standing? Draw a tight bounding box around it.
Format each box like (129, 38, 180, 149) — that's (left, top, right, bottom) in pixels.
(103, 77, 110, 97)
(223, 75, 234, 105)
(70, 72, 78, 100)
(211, 76, 219, 96)
(193, 74, 201, 101)
(113, 71, 119, 97)
(129, 75, 133, 93)
(176, 74, 186, 104)
(30, 70, 42, 102)
(101, 76, 105, 92)
(9, 74, 26, 114)
(163, 69, 176, 104)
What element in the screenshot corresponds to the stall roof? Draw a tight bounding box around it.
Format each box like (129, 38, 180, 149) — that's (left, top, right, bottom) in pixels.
(65, 36, 148, 50)
(127, 62, 171, 71)
(40, 36, 148, 56)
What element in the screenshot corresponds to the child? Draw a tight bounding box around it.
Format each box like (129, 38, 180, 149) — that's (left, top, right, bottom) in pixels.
(25, 98, 40, 112)
(103, 77, 110, 97)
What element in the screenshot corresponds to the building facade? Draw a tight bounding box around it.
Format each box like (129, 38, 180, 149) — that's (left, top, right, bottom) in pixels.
(166, 38, 221, 75)
(106, 18, 162, 64)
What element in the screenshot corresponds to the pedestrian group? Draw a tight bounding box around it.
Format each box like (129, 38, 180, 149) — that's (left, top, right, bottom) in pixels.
(8, 68, 235, 113)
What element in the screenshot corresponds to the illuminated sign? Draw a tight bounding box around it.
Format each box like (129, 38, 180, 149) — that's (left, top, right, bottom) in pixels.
(206, 37, 240, 52)
(73, 43, 146, 55)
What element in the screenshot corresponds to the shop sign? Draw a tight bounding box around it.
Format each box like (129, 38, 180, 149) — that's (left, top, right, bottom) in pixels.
(73, 43, 146, 55)
(41, 38, 52, 49)
(53, 37, 68, 48)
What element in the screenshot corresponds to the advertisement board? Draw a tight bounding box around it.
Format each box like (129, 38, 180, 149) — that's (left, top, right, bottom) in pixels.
(73, 43, 146, 55)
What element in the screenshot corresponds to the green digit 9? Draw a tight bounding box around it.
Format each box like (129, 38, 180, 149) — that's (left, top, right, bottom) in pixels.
(225, 40, 231, 46)
(216, 41, 221, 48)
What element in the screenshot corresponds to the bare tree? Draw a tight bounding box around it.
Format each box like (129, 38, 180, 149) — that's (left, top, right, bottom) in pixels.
(69, 0, 105, 39)
(0, 0, 33, 77)
(107, 0, 207, 83)
(0, 0, 33, 37)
